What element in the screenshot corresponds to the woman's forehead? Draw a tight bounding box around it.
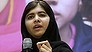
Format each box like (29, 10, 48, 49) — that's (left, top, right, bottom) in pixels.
(28, 4, 45, 13)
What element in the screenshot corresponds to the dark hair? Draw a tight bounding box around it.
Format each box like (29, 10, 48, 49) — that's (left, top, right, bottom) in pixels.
(81, 0, 92, 21)
(21, 0, 60, 42)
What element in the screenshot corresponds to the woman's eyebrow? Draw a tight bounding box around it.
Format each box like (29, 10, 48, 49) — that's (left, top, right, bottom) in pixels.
(26, 13, 34, 17)
(38, 11, 46, 14)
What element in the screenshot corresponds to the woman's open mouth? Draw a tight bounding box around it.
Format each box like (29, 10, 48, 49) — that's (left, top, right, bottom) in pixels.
(33, 24, 43, 31)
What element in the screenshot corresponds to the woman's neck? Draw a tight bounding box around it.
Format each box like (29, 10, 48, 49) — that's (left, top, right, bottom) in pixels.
(59, 23, 72, 44)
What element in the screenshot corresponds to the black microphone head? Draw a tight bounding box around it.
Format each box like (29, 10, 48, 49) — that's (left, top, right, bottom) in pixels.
(23, 38, 32, 49)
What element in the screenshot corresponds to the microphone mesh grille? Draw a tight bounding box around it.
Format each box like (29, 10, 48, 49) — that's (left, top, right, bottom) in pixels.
(23, 38, 32, 49)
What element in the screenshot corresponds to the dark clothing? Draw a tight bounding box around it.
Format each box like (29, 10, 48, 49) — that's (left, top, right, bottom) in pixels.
(72, 12, 92, 52)
(73, 23, 92, 52)
(51, 41, 73, 52)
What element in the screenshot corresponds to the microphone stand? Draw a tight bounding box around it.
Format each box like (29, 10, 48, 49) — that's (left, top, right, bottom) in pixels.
(26, 49, 28, 52)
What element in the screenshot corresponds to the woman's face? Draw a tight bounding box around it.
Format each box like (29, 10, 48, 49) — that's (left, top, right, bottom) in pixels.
(25, 4, 50, 39)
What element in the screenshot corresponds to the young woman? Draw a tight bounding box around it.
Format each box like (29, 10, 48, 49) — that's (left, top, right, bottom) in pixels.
(21, 0, 72, 52)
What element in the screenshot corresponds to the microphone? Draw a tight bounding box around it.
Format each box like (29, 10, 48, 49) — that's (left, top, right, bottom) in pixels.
(23, 38, 32, 52)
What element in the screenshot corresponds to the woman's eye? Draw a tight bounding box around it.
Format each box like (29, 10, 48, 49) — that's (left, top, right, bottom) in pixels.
(39, 14, 47, 17)
(27, 15, 34, 20)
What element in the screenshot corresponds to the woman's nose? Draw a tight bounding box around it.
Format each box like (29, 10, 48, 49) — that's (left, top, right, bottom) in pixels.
(34, 15, 41, 23)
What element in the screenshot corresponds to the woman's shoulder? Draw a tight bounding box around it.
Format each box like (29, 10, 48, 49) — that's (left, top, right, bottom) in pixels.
(50, 41, 73, 52)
